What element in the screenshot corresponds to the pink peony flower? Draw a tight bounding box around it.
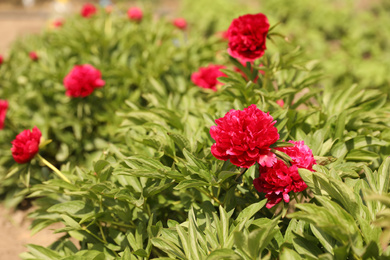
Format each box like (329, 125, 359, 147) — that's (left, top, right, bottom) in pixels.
(29, 52, 38, 61)
(173, 18, 187, 30)
(227, 13, 270, 62)
(253, 140, 315, 208)
(63, 64, 105, 98)
(276, 140, 316, 170)
(53, 19, 64, 28)
(276, 99, 284, 108)
(127, 7, 143, 22)
(11, 127, 42, 164)
(0, 100, 9, 130)
(210, 104, 279, 168)
(191, 65, 226, 91)
(81, 3, 97, 18)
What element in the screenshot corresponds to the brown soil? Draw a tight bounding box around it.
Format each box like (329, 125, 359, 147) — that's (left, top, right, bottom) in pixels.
(0, 205, 66, 260)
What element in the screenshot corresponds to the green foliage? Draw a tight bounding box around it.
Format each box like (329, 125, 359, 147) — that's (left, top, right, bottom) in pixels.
(0, 0, 390, 259)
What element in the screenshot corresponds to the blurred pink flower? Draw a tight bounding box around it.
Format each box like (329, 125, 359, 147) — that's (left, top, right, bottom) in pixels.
(191, 64, 226, 91)
(81, 3, 97, 18)
(127, 7, 143, 22)
(0, 99, 9, 130)
(63, 64, 105, 98)
(173, 18, 187, 30)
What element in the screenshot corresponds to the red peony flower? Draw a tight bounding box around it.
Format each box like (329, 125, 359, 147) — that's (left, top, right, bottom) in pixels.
(0, 100, 8, 130)
(81, 3, 97, 18)
(29, 52, 38, 61)
(0, 55, 3, 65)
(253, 140, 315, 208)
(227, 13, 270, 62)
(53, 19, 64, 28)
(11, 127, 42, 164)
(210, 104, 279, 168)
(173, 18, 187, 30)
(127, 7, 143, 22)
(191, 65, 227, 91)
(63, 64, 105, 98)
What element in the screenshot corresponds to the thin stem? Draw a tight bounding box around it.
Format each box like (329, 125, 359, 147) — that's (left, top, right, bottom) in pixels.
(108, 221, 136, 229)
(235, 168, 248, 181)
(83, 227, 105, 243)
(37, 154, 71, 183)
(198, 188, 223, 206)
(293, 192, 299, 204)
(98, 224, 107, 244)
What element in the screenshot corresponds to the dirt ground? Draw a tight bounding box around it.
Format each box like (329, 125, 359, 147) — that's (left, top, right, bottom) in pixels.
(0, 205, 67, 260)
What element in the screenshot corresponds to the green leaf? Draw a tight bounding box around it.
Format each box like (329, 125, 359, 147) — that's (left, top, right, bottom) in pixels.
(47, 200, 95, 217)
(279, 246, 302, 260)
(206, 249, 242, 260)
(378, 157, 390, 194)
(174, 180, 210, 190)
(26, 244, 61, 260)
(236, 199, 266, 223)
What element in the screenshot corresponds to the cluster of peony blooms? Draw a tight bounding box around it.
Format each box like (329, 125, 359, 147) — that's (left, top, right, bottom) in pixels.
(192, 13, 269, 90)
(210, 105, 316, 208)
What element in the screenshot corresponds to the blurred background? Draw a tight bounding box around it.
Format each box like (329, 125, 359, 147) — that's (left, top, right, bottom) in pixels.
(0, 0, 181, 53)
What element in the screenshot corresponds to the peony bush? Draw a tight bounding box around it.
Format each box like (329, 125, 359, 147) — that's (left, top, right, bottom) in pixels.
(0, 0, 390, 259)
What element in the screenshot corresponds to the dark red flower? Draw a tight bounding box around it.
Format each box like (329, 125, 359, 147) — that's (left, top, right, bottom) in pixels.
(191, 65, 226, 91)
(29, 52, 38, 61)
(173, 18, 187, 30)
(127, 7, 143, 22)
(11, 127, 42, 164)
(81, 3, 97, 18)
(227, 13, 270, 62)
(0, 99, 8, 130)
(63, 64, 105, 98)
(210, 104, 279, 168)
(253, 140, 315, 208)
(0, 55, 3, 65)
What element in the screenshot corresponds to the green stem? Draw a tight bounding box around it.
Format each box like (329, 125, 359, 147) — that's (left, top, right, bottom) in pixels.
(83, 227, 105, 243)
(98, 224, 107, 244)
(108, 221, 136, 229)
(235, 167, 248, 181)
(293, 192, 299, 204)
(198, 188, 223, 206)
(37, 154, 71, 183)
